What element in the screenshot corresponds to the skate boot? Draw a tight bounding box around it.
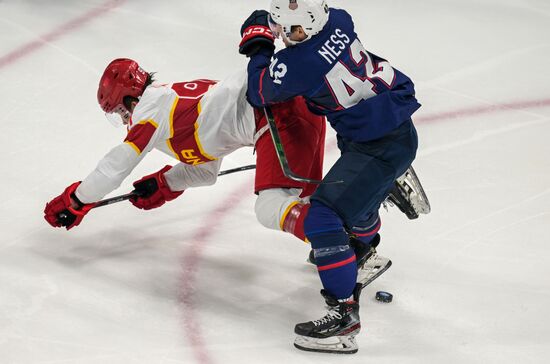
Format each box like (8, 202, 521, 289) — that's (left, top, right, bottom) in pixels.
(353, 234, 392, 288)
(308, 235, 391, 288)
(307, 234, 392, 288)
(294, 284, 362, 354)
(385, 165, 431, 220)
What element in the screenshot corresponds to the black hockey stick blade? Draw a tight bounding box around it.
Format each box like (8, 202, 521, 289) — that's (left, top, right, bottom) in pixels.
(263, 106, 342, 185)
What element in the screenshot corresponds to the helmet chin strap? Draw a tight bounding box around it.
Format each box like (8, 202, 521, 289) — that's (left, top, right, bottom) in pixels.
(105, 104, 132, 128)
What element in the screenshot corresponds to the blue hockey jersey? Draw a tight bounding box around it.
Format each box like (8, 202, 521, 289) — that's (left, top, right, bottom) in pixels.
(246, 8, 421, 142)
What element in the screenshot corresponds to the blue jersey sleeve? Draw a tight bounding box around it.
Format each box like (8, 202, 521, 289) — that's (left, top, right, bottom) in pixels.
(246, 47, 319, 107)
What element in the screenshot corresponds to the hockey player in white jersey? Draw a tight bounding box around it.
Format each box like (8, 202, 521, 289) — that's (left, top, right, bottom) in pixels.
(43, 58, 326, 243)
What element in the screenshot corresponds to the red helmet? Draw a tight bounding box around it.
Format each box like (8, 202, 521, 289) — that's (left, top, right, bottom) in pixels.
(97, 58, 149, 113)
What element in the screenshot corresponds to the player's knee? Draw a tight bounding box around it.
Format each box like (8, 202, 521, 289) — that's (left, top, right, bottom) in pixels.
(304, 200, 347, 249)
(255, 188, 302, 231)
(254, 193, 277, 229)
(303, 200, 342, 234)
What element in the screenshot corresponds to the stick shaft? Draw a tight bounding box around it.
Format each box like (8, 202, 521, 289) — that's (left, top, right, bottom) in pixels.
(93, 164, 257, 208)
(58, 163, 257, 221)
(263, 106, 341, 184)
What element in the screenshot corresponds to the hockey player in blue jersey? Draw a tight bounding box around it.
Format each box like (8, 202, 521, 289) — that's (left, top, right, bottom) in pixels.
(238, 0, 420, 354)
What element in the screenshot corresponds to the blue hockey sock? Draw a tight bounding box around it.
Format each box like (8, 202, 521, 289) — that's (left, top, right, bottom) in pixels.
(315, 249, 357, 300)
(304, 200, 358, 300)
(349, 213, 381, 247)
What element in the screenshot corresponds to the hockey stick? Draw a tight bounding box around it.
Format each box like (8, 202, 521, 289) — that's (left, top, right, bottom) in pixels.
(92, 163, 255, 209)
(92, 164, 256, 208)
(218, 163, 256, 176)
(57, 164, 256, 221)
(263, 106, 342, 184)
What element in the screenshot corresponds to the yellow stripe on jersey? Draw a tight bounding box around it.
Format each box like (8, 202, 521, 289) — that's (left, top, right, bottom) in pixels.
(166, 97, 181, 161)
(136, 119, 158, 129)
(124, 141, 141, 155)
(124, 119, 159, 155)
(193, 100, 217, 161)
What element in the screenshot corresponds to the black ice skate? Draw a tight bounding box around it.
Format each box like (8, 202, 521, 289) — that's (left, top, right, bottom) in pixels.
(294, 284, 362, 354)
(308, 234, 392, 288)
(385, 165, 431, 220)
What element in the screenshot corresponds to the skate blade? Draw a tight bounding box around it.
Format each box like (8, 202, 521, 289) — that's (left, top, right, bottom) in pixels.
(358, 258, 392, 288)
(294, 332, 359, 354)
(398, 166, 431, 214)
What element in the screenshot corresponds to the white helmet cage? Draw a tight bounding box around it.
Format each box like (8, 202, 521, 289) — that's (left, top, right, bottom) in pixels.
(269, 0, 329, 43)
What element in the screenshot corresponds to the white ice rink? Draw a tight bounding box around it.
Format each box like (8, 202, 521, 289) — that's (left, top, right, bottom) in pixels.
(1, 0, 549, 363)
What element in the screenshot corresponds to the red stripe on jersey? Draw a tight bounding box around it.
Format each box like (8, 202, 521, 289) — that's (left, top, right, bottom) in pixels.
(258, 68, 267, 105)
(168, 80, 218, 165)
(317, 255, 356, 272)
(124, 121, 157, 154)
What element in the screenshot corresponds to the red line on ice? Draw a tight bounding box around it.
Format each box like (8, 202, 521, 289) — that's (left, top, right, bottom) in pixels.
(415, 98, 550, 124)
(0, 0, 125, 69)
(178, 95, 550, 363)
(178, 181, 253, 364)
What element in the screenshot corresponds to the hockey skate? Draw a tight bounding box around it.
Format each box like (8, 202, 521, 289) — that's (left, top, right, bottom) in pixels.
(385, 165, 431, 220)
(294, 284, 362, 354)
(308, 234, 392, 288)
(353, 235, 392, 288)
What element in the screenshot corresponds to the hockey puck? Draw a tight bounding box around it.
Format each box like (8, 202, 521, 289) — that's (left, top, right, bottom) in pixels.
(375, 291, 393, 303)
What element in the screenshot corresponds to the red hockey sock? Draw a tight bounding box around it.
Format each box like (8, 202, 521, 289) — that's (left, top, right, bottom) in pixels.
(282, 203, 310, 242)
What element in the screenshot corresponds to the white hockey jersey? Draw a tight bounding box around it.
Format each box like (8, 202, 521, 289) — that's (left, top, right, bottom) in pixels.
(76, 70, 256, 203)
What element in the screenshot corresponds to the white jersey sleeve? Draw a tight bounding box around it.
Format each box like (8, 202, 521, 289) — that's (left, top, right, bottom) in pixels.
(75, 143, 145, 203)
(164, 159, 223, 191)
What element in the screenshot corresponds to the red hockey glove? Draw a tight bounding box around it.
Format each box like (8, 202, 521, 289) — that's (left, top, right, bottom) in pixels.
(44, 182, 95, 230)
(239, 10, 275, 57)
(130, 165, 183, 210)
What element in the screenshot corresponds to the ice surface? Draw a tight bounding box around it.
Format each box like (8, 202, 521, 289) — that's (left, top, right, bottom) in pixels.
(1, 0, 549, 363)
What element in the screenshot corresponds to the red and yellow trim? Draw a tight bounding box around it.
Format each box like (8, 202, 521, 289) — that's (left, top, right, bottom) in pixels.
(193, 101, 217, 161)
(280, 202, 310, 243)
(124, 119, 159, 155)
(125, 141, 141, 155)
(166, 94, 217, 165)
(280, 201, 299, 230)
(166, 97, 180, 159)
